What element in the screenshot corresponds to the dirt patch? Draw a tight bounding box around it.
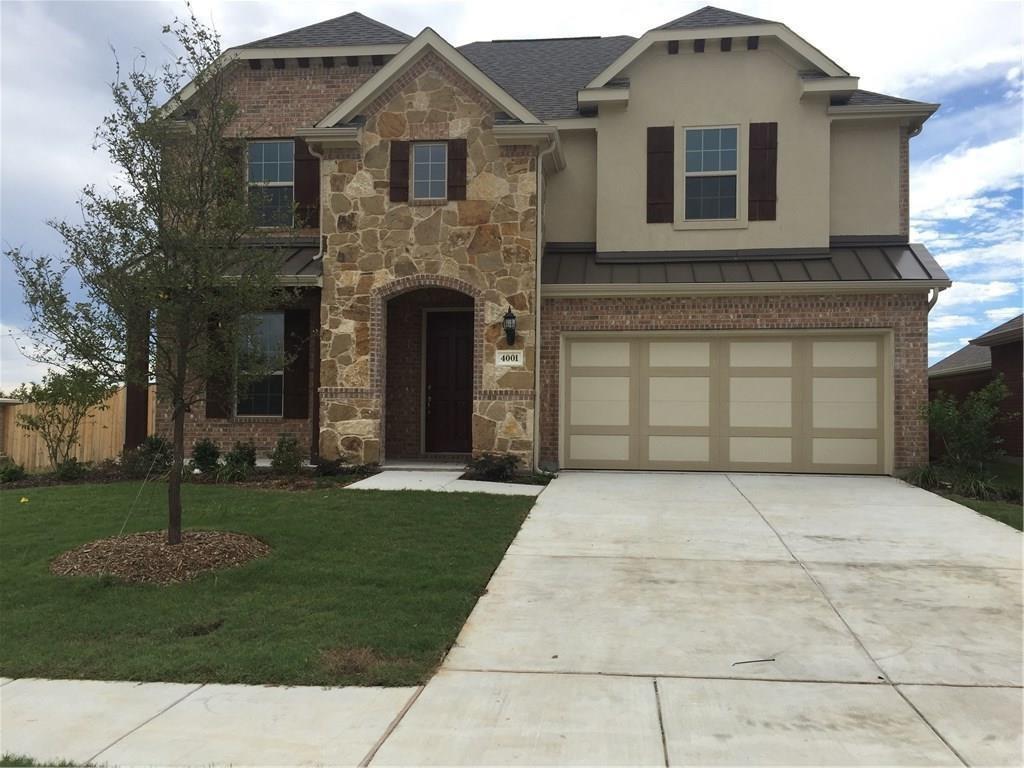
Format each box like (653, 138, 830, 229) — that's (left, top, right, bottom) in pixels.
(50, 530, 270, 585)
(320, 646, 424, 682)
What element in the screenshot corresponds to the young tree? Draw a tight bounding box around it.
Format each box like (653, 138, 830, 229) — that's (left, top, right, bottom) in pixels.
(7, 10, 285, 543)
(11, 369, 114, 473)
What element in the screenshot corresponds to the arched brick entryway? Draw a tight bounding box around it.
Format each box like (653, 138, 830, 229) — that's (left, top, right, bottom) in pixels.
(371, 276, 484, 461)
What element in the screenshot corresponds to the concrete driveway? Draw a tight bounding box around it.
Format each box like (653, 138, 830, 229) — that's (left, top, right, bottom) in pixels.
(373, 472, 1023, 766)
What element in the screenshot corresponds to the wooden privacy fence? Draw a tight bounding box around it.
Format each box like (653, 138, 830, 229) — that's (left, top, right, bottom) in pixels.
(0, 386, 156, 471)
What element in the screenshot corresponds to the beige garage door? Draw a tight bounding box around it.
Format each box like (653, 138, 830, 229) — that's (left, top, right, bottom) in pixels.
(562, 334, 888, 474)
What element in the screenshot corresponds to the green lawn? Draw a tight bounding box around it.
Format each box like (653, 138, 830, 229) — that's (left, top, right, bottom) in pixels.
(0, 482, 532, 686)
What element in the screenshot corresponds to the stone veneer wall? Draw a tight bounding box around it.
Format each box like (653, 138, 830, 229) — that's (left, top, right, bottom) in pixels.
(539, 292, 930, 471)
(318, 51, 538, 464)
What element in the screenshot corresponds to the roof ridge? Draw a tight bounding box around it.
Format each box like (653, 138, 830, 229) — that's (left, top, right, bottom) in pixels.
(242, 10, 412, 49)
(657, 5, 774, 31)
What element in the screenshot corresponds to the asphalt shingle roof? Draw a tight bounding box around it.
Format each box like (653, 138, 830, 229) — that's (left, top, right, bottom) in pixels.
(838, 89, 931, 107)
(243, 11, 411, 49)
(928, 344, 991, 376)
(458, 36, 636, 120)
(657, 6, 773, 30)
(972, 314, 1023, 345)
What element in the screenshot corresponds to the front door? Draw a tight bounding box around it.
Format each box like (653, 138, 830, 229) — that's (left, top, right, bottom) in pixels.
(425, 311, 473, 453)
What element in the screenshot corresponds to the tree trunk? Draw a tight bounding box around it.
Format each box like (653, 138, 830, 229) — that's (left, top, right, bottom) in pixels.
(167, 401, 185, 545)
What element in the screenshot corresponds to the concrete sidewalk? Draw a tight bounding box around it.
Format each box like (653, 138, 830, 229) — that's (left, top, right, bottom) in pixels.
(0, 677, 419, 766)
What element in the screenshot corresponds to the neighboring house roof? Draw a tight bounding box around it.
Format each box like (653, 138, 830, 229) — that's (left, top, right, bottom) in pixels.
(971, 314, 1023, 347)
(242, 11, 412, 49)
(459, 36, 637, 120)
(928, 344, 992, 378)
(657, 6, 773, 30)
(541, 244, 950, 290)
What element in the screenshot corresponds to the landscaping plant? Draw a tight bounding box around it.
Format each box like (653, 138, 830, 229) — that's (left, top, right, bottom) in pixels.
(465, 452, 521, 482)
(218, 442, 257, 482)
(6, 11, 286, 544)
(9, 368, 113, 474)
(190, 438, 221, 474)
(270, 434, 303, 476)
(928, 376, 1012, 474)
(0, 457, 27, 484)
(122, 435, 173, 480)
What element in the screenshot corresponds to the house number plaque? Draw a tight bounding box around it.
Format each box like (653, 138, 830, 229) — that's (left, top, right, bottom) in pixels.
(495, 350, 524, 367)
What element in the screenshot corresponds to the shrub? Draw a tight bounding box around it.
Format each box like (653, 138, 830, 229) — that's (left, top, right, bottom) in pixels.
(903, 464, 940, 491)
(54, 457, 88, 481)
(218, 441, 257, 482)
(313, 458, 345, 477)
(0, 456, 27, 484)
(270, 434, 303, 476)
(465, 452, 521, 482)
(122, 435, 173, 479)
(948, 471, 1004, 501)
(190, 438, 220, 474)
(928, 376, 1012, 473)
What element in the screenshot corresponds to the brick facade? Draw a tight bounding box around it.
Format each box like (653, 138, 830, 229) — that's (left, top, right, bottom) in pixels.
(539, 292, 931, 471)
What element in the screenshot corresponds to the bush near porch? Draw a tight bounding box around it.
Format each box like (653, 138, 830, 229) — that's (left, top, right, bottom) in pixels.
(0, 482, 531, 686)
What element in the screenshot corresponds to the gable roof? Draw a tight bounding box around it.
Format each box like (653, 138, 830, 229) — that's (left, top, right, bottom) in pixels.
(315, 28, 541, 128)
(971, 314, 1023, 346)
(243, 11, 411, 49)
(837, 89, 932, 107)
(658, 6, 773, 30)
(928, 343, 991, 377)
(459, 36, 636, 120)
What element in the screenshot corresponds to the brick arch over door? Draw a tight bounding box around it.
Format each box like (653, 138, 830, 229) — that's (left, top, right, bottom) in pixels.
(370, 275, 486, 457)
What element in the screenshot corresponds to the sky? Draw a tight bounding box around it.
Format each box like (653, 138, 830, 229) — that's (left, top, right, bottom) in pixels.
(0, 0, 1021, 389)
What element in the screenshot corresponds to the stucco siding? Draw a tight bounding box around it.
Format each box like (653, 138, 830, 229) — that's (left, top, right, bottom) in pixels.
(546, 130, 597, 243)
(830, 120, 902, 236)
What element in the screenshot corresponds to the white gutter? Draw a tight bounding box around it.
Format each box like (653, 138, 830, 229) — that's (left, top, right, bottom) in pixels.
(533, 131, 561, 472)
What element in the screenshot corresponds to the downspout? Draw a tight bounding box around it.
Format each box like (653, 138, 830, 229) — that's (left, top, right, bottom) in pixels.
(307, 141, 326, 261)
(306, 141, 325, 463)
(533, 130, 561, 472)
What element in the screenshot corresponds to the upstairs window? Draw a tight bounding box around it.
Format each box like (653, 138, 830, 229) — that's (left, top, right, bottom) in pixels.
(412, 142, 447, 200)
(684, 127, 738, 220)
(236, 312, 285, 417)
(247, 141, 294, 226)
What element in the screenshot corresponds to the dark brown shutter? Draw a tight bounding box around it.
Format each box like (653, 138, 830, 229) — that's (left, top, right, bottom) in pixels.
(646, 126, 674, 223)
(223, 141, 246, 204)
(447, 139, 467, 200)
(293, 138, 320, 228)
(282, 308, 310, 419)
(205, 317, 232, 419)
(389, 140, 409, 202)
(748, 122, 778, 221)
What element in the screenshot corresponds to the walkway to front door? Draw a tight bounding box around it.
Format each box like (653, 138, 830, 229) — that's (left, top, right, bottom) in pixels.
(373, 472, 1023, 765)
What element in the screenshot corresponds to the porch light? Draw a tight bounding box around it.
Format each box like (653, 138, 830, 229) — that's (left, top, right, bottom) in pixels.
(502, 307, 517, 345)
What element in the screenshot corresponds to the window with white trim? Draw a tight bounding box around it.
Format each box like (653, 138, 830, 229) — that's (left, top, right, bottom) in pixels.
(412, 142, 447, 200)
(684, 127, 738, 220)
(247, 140, 294, 226)
(236, 312, 285, 416)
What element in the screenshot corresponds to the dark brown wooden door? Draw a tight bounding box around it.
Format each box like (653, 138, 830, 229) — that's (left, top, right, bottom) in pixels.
(425, 311, 473, 453)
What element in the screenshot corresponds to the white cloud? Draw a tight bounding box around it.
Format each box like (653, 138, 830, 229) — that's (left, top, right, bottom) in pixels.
(986, 306, 1023, 323)
(929, 314, 981, 331)
(935, 281, 1019, 308)
(912, 138, 1024, 221)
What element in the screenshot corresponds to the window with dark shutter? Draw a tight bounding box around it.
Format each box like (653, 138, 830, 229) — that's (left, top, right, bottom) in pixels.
(748, 122, 778, 221)
(282, 308, 310, 419)
(293, 138, 320, 228)
(647, 126, 675, 223)
(447, 139, 467, 200)
(389, 140, 409, 202)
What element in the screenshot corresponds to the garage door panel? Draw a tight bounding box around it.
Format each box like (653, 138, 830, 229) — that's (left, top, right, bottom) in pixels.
(563, 334, 887, 475)
(648, 435, 710, 462)
(569, 435, 630, 462)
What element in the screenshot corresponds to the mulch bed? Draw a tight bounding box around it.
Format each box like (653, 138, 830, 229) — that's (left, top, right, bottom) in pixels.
(50, 530, 270, 585)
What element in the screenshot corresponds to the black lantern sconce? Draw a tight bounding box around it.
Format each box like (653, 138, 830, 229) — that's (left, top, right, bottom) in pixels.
(502, 306, 517, 345)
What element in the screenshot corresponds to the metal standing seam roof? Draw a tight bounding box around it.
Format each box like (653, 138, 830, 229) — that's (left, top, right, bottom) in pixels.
(928, 344, 992, 377)
(242, 11, 412, 49)
(541, 244, 950, 286)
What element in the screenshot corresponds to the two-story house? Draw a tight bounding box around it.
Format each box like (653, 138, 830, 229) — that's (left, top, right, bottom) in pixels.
(158, 6, 950, 475)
